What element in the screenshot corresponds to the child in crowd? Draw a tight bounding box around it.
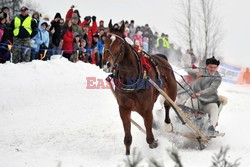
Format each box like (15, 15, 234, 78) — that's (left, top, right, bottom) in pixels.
(142, 37, 149, 53)
(71, 33, 86, 63)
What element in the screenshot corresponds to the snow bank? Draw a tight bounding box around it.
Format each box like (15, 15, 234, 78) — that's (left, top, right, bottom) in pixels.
(0, 58, 249, 166)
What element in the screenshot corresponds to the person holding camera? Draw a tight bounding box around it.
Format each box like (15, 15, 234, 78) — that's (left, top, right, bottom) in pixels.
(80, 16, 98, 48)
(65, 5, 81, 25)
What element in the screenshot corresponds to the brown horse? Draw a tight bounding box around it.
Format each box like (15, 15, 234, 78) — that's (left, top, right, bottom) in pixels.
(103, 20, 177, 155)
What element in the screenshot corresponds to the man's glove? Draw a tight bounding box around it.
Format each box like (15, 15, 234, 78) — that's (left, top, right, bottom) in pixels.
(92, 16, 96, 22)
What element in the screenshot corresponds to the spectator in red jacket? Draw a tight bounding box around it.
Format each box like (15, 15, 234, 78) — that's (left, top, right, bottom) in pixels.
(65, 5, 81, 25)
(243, 68, 250, 84)
(61, 19, 74, 60)
(80, 16, 98, 48)
(80, 16, 91, 27)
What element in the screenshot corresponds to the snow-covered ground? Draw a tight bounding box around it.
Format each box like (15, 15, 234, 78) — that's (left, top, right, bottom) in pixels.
(0, 58, 249, 167)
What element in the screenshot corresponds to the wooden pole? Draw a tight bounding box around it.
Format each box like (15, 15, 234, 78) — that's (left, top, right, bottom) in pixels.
(148, 78, 208, 144)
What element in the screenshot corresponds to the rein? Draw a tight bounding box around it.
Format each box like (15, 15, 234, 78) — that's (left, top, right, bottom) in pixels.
(104, 33, 125, 66)
(105, 33, 143, 92)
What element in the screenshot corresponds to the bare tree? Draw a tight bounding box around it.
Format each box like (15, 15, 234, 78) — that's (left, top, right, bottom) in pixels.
(0, 0, 22, 16)
(22, 0, 41, 13)
(197, 0, 224, 65)
(175, 0, 224, 66)
(175, 0, 195, 50)
(12, 0, 22, 16)
(1, 0, 41, 17)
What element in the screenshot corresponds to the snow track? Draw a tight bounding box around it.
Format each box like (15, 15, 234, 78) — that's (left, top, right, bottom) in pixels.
(0, 58, 249, 166)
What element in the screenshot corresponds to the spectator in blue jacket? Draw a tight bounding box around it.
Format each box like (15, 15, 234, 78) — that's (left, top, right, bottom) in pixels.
(31, 21, 49, 60)
(92, 33, 103, 68)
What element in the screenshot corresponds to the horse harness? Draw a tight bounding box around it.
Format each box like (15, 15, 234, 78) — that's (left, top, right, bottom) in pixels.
(105, 33, 162, 92)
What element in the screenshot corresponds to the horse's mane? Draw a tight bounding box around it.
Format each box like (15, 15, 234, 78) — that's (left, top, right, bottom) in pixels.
(155, 54, 168, 61)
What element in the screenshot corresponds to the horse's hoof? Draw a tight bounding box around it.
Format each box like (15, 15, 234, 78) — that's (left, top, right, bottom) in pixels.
(164, 123, 173, 133)
(149, 140, 158, 149)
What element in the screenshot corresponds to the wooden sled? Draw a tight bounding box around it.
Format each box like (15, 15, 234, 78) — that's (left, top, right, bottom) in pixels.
(148, 79, 210, 148)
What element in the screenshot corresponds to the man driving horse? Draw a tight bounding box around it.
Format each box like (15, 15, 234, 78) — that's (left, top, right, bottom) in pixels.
(185, 56, 222, 135)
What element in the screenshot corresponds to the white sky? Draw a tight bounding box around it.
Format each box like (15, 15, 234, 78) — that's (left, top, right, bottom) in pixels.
(37, 0, 250, 67)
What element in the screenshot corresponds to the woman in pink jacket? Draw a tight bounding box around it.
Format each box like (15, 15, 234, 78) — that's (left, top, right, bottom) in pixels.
(133, 31, 143, 46)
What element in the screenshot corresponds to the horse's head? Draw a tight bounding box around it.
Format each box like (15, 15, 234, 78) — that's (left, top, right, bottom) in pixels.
(103, 20, 125, 73)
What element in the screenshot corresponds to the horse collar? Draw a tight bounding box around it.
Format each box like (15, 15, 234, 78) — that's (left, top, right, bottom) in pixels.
(113, 47, 144, 92)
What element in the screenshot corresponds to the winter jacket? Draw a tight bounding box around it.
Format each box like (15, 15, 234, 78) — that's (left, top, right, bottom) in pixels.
(65, 8, 73, 20)
(0, 27, 3, 42)
(92, 40, 103, 54)
(31, 26, 49, 52)
(143, 41, 149, 52)
(133, 32, 143, 46)
(90, 52, 100, 65)
(82, 33, 89, 49)
(80, 21, 98, 48)
(10, 14, 38, 39)
(0, 22, 11, 62)
(0, 23, 5, 42)
(191, 69, 222, 104)
(129, 24, 136, 39)
(156, 37, 170, 49)
(50, 20, 62, 47)
(243, 71, 250, 84)
(62, 28, 74, 54)
(72, 24, 84, 37)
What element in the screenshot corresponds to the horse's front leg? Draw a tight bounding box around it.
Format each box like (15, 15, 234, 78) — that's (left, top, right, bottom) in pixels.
(143, 109, 158, 149)
(119, 106, 132, 155)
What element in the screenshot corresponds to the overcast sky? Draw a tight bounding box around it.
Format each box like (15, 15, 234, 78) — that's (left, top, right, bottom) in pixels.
(37, 0, 250, 67)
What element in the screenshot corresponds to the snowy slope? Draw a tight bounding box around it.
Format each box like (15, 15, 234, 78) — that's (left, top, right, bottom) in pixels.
(0, 58, 249, 167)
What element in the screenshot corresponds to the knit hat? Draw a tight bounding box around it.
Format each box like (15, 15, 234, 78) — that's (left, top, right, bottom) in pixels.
(206, 56, 220, 66)
(93, 33, 99, 39)
(73, 10, 81, 18)
(1, 7, 9, 11)
(54, 12, 61, 19)
(84, 16, 91, 21)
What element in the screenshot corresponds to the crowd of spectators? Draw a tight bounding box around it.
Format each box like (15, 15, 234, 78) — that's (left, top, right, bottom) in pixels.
(1, 5, 189, 68)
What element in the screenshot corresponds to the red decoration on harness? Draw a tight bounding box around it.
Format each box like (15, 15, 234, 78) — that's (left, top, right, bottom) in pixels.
(192, 64, 197, 69)
(134, 45, 151, 73)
